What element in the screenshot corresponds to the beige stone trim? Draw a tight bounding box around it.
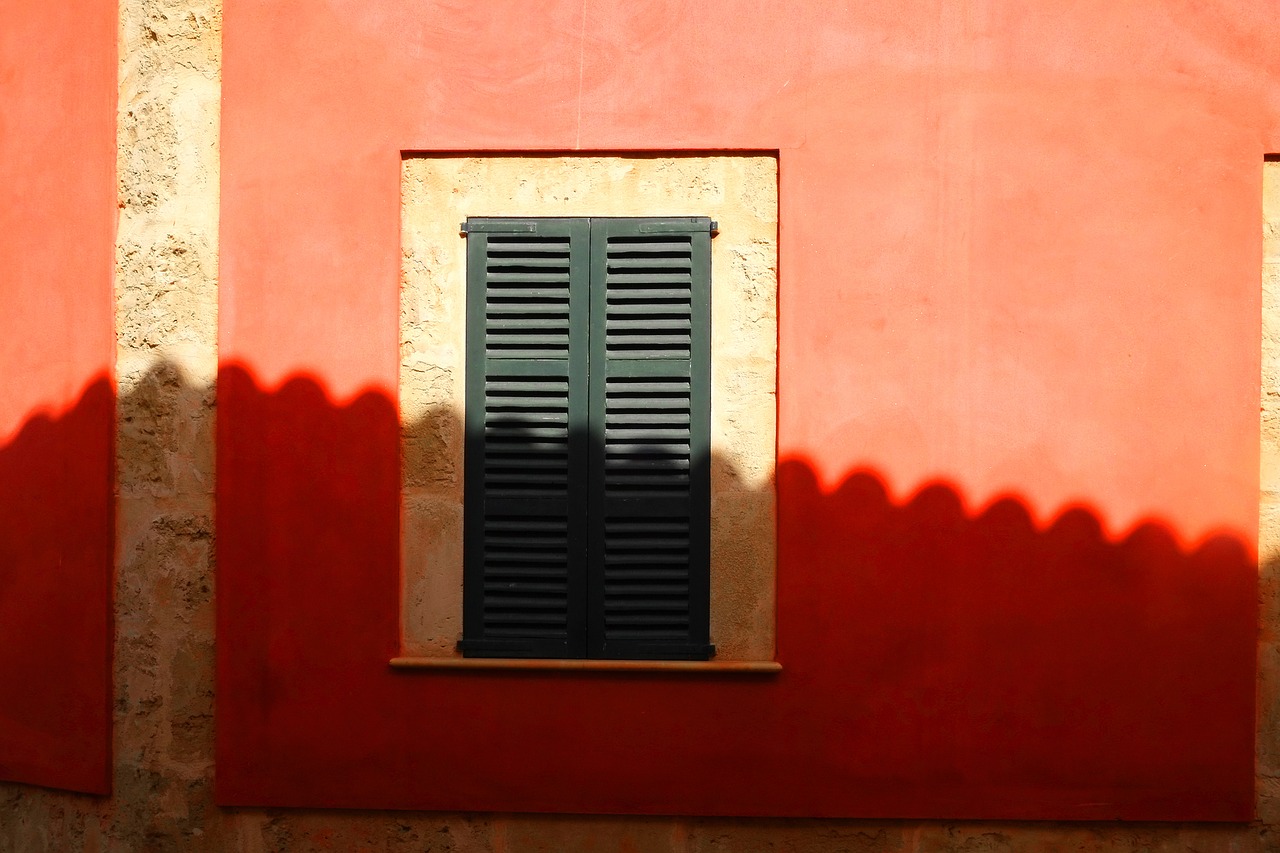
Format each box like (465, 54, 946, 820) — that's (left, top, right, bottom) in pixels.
(400, 154, 778, 660)
(1261, 158, 1280, 816)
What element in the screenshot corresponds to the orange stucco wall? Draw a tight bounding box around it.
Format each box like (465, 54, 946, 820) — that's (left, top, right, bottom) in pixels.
(216, 1, 1280, 818)
(8, 0, 1280, 848)
(0, 0, 117, 793)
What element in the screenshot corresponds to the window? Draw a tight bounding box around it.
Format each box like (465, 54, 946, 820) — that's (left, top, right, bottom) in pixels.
(397, 153, 777, 667)
(457, 216, 714, 660)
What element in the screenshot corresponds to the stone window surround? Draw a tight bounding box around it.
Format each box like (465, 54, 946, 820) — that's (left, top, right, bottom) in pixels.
(397, 153, 778, 665)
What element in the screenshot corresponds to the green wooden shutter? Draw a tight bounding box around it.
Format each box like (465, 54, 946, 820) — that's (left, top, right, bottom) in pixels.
(459, 218, 590, 658)
(586, 217, 714, 660)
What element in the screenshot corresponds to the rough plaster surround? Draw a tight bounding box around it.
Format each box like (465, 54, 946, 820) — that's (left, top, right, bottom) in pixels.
(400, 154, 778, 660)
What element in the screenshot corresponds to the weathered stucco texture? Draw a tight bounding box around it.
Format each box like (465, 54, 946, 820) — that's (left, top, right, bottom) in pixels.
(4, 2, 1280, 850)
(1262, 158, 1280, 829)
(400, 155, 777, 661)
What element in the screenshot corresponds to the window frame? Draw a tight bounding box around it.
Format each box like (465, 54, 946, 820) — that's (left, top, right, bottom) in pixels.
(395, 154, 779, 669)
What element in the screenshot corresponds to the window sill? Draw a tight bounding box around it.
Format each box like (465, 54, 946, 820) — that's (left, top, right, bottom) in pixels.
(389, 656, 781, 674)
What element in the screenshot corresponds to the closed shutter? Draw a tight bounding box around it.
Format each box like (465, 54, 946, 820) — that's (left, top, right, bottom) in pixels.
(460, 216, 712, 661)
(459, 218, 590, 658)
(587, 218, 713, 660)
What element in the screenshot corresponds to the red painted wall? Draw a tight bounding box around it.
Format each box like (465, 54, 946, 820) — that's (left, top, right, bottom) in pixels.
(218, 2, 1279, 818)
(0, 1, 116, 793)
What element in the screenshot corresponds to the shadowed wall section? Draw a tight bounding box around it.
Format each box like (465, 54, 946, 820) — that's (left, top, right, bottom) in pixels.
(778, 463, 1254, 817)
(215, 368, 1255, 818)
(0, 1, 116, 793)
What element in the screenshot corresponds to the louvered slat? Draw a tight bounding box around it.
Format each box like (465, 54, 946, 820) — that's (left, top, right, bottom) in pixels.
(483, 232, 573, 360)
(604, 232, 694, 360)
(461, 219, 590, 659)
(481, 373, 568, 499)
(587, 218, 713, 660)
(480, 513, 570, 637)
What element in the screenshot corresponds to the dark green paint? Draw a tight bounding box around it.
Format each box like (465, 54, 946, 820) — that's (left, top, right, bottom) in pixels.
(461, 216, 712, 661)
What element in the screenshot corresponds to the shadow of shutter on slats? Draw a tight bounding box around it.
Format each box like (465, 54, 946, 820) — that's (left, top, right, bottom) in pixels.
(587, 218, 714, 660)
(461, 219, 590, 658)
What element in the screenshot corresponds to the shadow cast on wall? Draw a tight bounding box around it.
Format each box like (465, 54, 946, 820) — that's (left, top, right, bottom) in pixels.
(0, 361, 1258, 819)
(0, 378, 112, 793)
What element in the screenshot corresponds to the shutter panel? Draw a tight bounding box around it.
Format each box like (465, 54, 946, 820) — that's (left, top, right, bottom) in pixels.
(587, 218, 714, 660)
(460, 218, 590, 658)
